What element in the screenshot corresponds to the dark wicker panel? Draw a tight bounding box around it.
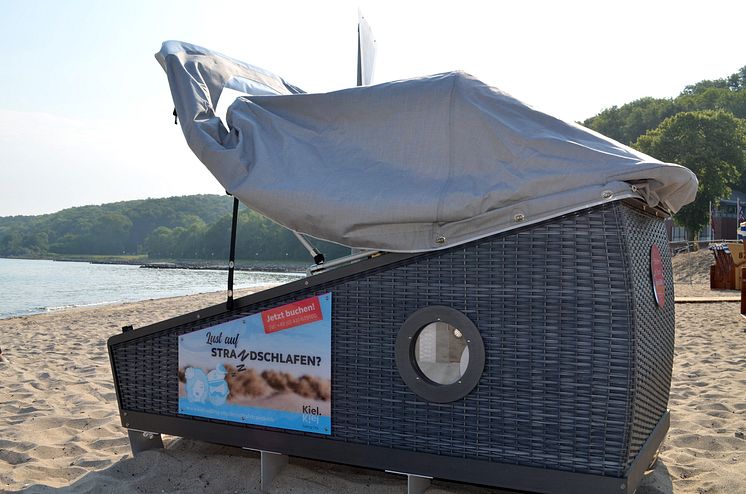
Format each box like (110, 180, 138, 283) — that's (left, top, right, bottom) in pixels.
(619, 206, 675, 464)
(111, 201, 673, 478)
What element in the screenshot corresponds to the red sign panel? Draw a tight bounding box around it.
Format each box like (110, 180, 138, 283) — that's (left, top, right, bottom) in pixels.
(262, 295, 323, 333)
(651, 245, 665, 308)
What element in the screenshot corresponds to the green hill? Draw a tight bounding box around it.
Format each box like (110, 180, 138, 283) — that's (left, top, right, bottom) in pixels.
(0, 195, 348, 261)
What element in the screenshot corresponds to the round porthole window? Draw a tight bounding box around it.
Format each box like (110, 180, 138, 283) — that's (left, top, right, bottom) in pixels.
(414, 322, 469, 385)
(396, 306, 485, 403)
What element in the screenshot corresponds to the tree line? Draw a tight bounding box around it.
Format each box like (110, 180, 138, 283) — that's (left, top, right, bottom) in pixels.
(584, 66, 746, 237)
(142, 208, 349, 260)
(0, 194, 348, 261)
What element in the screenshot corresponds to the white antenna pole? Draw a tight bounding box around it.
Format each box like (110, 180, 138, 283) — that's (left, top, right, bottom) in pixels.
(357, 11, 377, 87)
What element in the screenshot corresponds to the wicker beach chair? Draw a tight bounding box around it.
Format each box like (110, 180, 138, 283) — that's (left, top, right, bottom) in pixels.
(107, 39, 697, 494)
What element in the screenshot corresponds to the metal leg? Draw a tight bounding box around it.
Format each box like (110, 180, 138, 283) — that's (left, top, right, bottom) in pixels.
(387, 470, 432, 494)
(260, 450, 288, 492)
(407, 474, 432, 494)
(127, 430, 164, 455)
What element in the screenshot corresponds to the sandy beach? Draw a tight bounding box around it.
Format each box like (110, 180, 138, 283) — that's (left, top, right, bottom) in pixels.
(1, 258, 745, 493)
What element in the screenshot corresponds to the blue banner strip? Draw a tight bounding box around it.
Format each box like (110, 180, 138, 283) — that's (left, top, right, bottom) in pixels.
(178, 398, 331, 435)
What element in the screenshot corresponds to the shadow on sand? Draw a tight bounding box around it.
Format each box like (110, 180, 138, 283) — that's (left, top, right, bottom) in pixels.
(14, 437, 508, 494)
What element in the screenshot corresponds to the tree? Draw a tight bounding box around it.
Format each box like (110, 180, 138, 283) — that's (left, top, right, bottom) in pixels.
(91, 212, 133, 254)
(681, 65, 746, 95)
(583, 97, 680, 145)
(634, 110, 746, 238)
(0, 229, 25, 256)
(583, 66, 746, 149)
(677, 87, 746, 121)
(143, 226, 176, 258)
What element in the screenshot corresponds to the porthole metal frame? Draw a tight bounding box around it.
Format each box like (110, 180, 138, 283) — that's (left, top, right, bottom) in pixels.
(395, 306, 485, 403)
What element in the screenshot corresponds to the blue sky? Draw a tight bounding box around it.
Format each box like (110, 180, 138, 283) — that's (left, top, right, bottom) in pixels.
(1, 0, 745, 216)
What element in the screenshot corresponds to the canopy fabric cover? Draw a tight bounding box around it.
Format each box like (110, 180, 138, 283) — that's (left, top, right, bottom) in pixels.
(156, 41, 698, 253)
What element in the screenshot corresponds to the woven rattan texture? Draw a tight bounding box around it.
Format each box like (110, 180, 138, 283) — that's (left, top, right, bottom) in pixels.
(620, 206, 675, 465)
(111, 202, 671, 477)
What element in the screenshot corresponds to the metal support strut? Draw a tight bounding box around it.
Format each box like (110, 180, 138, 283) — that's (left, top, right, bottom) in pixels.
(407, 474, 432, 494)
(386, 470, 432, 494)
(127, 429, 164, 455)
(292, 231, 324, 265)
(260, 450, 288, 492)
(227, 196, 240, 310)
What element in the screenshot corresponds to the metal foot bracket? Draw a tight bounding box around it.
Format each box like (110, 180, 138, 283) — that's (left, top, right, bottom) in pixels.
(386, 470, 432, 494)
(260, 450, 289, 492)
(127, 430, 164, 455)
(408, 474, 432, 494)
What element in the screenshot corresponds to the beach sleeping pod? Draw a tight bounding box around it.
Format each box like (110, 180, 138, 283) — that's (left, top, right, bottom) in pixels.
(107, 41, 698, 494)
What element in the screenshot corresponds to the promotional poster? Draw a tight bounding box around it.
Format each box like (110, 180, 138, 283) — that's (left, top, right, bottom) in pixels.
(178, 293, 332, 435)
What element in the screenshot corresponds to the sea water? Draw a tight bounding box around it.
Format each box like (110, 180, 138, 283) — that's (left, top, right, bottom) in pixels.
(0, 258, 304, 319)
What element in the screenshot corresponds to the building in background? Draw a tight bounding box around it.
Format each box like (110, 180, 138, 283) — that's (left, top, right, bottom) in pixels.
(666, 190, 746, 241)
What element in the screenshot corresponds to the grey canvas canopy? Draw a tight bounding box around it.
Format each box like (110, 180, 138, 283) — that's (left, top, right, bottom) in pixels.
(156, 40, 697, 253)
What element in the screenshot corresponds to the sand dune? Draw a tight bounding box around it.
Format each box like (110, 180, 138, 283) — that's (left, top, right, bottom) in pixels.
(1, 261, 745, 493)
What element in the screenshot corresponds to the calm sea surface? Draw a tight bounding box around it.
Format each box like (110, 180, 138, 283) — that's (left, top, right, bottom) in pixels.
(0, 258, 304, 319)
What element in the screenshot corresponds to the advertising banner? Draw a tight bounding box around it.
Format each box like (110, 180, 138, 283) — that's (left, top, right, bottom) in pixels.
(178, 293, 332, 435)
